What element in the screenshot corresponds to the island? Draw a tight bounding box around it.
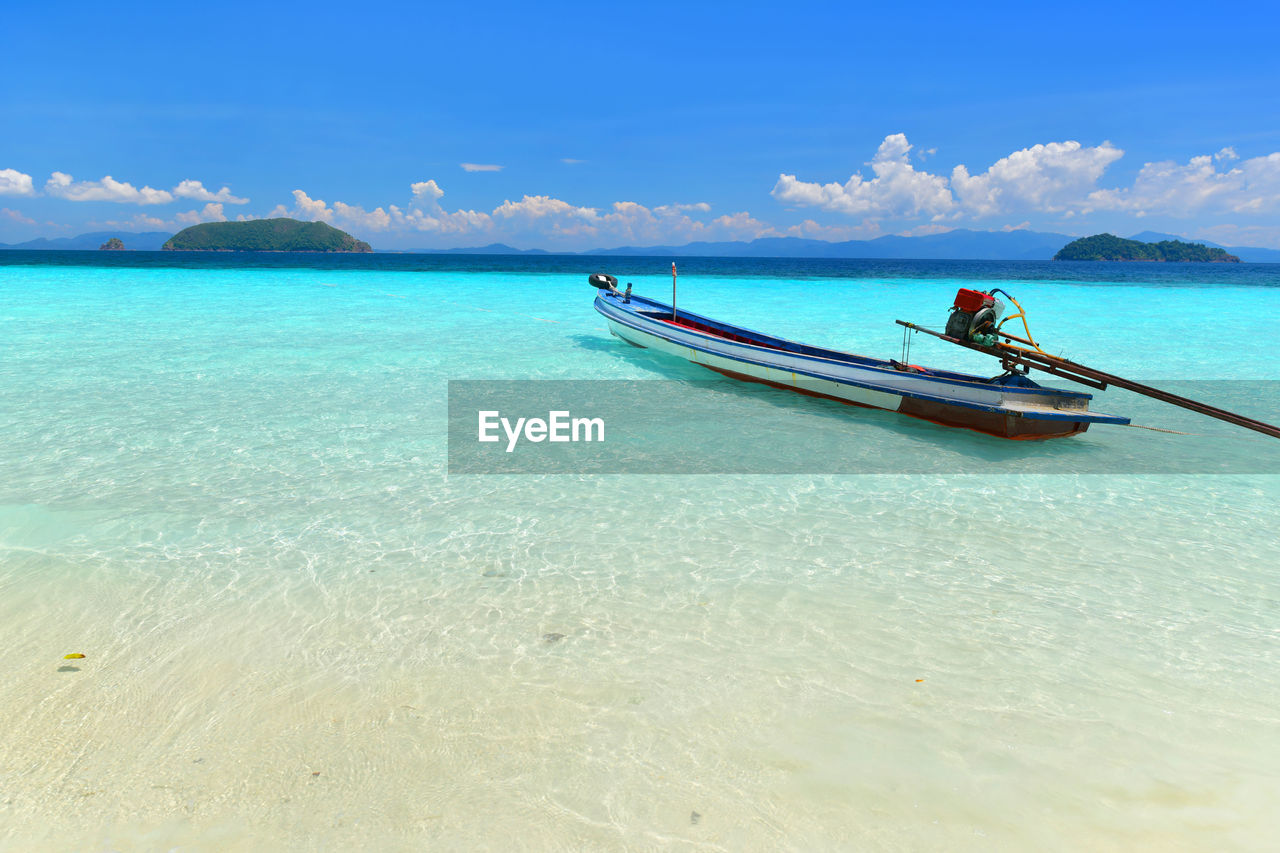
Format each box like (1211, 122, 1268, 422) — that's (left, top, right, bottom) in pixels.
(162, 218, 373, 252)
(1054, 233, 1239, 262)
(98, 237, 125, 251)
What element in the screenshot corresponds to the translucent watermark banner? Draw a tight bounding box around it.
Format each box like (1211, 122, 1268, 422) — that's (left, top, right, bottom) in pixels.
(447, 380, 1280, 474)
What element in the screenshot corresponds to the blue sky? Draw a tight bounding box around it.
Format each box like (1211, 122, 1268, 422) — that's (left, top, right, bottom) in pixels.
(3, 0, 1279, 249)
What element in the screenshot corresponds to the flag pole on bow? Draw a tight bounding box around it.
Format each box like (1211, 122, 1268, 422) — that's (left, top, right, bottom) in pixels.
(671, 262, 678, 323)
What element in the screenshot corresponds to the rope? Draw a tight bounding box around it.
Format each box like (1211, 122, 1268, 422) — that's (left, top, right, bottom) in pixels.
(1121, 423, 1197, 435)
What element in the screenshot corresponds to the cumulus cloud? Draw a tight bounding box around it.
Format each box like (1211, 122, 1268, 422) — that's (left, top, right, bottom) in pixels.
(411, 180, 445, 203)
(332, 200, 392, 231)
(494, 194, 597, 223)
(898, 223, 955, 237)
(2, 170, 249, 207)
(707, 211, 779, 239)
(268, 189, 334, 222)
(1192, 223, 1280, 247)
(2, 207, 37, 224)
(175, 203, 227, 224)
(772, 134, 1280, 233)
(488, 196, 775, 244)
(460, 163, 503, 172)
(951, 140, 1124, 217)
(654, 202, 712, 214)
(772, 133, 955, 220)
(1087, 151, 1280, 217)
(270, 179, 785, 248)
(173, 180, 249, 204)
(774, 135, 1125, 221)
(96, 213, 171, 230)
(780, 218, 878, 241)
(393, 180, 493, 234)
(394, 204, 493, 234)
(1, 168, 36, 197)
(45, 172, 175, 205)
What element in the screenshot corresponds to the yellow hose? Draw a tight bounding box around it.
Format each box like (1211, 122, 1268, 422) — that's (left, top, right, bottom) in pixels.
(996, 295, 1047, 354)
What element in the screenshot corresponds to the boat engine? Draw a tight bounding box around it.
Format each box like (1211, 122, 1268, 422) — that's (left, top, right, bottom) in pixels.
(945, 288, 1005, 345)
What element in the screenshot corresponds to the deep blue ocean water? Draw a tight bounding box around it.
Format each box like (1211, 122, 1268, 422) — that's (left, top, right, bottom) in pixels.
(2, 252, 1278, 850)
(7, 248, 1280, 285)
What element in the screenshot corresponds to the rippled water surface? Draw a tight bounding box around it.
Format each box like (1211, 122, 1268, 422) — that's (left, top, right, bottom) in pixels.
(2, 256, 1278, 850)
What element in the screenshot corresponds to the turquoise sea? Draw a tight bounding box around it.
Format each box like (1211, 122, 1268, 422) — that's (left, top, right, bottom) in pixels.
(2, 252, 1279, 851)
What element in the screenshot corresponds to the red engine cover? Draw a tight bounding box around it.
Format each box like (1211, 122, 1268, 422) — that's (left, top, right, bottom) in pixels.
(953, 288, 993, 313)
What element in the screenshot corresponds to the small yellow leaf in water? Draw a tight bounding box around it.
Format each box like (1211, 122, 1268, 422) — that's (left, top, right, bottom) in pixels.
(64, 653, 86, 660)
(915, 679, 924, 683)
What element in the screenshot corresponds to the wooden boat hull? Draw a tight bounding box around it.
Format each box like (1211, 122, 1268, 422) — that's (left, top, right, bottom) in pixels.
(594, 291, 1128, 440)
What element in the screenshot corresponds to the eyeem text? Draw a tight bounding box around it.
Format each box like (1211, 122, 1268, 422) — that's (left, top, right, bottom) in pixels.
(478, 410, 605, 452)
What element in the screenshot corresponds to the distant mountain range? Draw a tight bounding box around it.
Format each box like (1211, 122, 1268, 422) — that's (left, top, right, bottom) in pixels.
(413, 242, 552, 255)
(0, 231, 174, 251)
(1124, 231, 1279, 262)
(406, 228, 1280, 263)
(5, 227, 1279, 262)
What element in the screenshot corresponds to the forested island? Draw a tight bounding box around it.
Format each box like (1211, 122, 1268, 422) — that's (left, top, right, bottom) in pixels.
(1054, 233, 1239, 262)
(163, 218, 372, 252)
(98, 237, 125, 251)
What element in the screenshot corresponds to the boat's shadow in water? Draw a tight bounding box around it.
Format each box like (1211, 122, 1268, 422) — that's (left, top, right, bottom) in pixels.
(570, 333, 1113, 469)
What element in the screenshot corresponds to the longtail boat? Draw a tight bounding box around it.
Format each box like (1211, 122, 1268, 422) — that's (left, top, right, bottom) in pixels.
(588, 272, 1280, 441)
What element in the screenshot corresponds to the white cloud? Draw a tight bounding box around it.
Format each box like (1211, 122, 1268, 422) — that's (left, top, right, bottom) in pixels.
(484, 196, 772, 245)
(654, 202, 712, 214)
(96, 213, 171, 230)
(1192, 223, 1280, 248)
(561, 158, 586, 165)
(4, 170, 248, 207)
(898, 223, 955, 237)
(494, 194, 597, 222)
(774, 135, 1124, 222)
(411, 180, 445, 203)
(1087, 151, 1280, 217)
(524, 198, 782, 244)
(706, 211, 779, 240)
(460, 163, 503, 172)
(2, 207, 37, 224)
(397, 204, 493, 234)
(390, 179, 493, 234)
(269, 189, 334, 222)
(283, 181, 777, 247)
(175, 203, 227, 224)
(781, 218, 878, 241)
(772, 133, 954, 220)
(951, 140, 1124, 217)
(173, 179, 249, 204)
(333, 200, 392, 231)
(773, 135, 1280, 233)
(1, 168, 36, 197)
(45, 172, 175, 205)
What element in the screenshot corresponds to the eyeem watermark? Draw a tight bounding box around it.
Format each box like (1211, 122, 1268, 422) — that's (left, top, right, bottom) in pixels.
(447, 379, 1280, 474)
(478, 410, 604, 452)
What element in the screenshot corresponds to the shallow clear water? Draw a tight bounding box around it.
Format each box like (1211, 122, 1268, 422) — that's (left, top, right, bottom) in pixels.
(2, 257, 1278, 850)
